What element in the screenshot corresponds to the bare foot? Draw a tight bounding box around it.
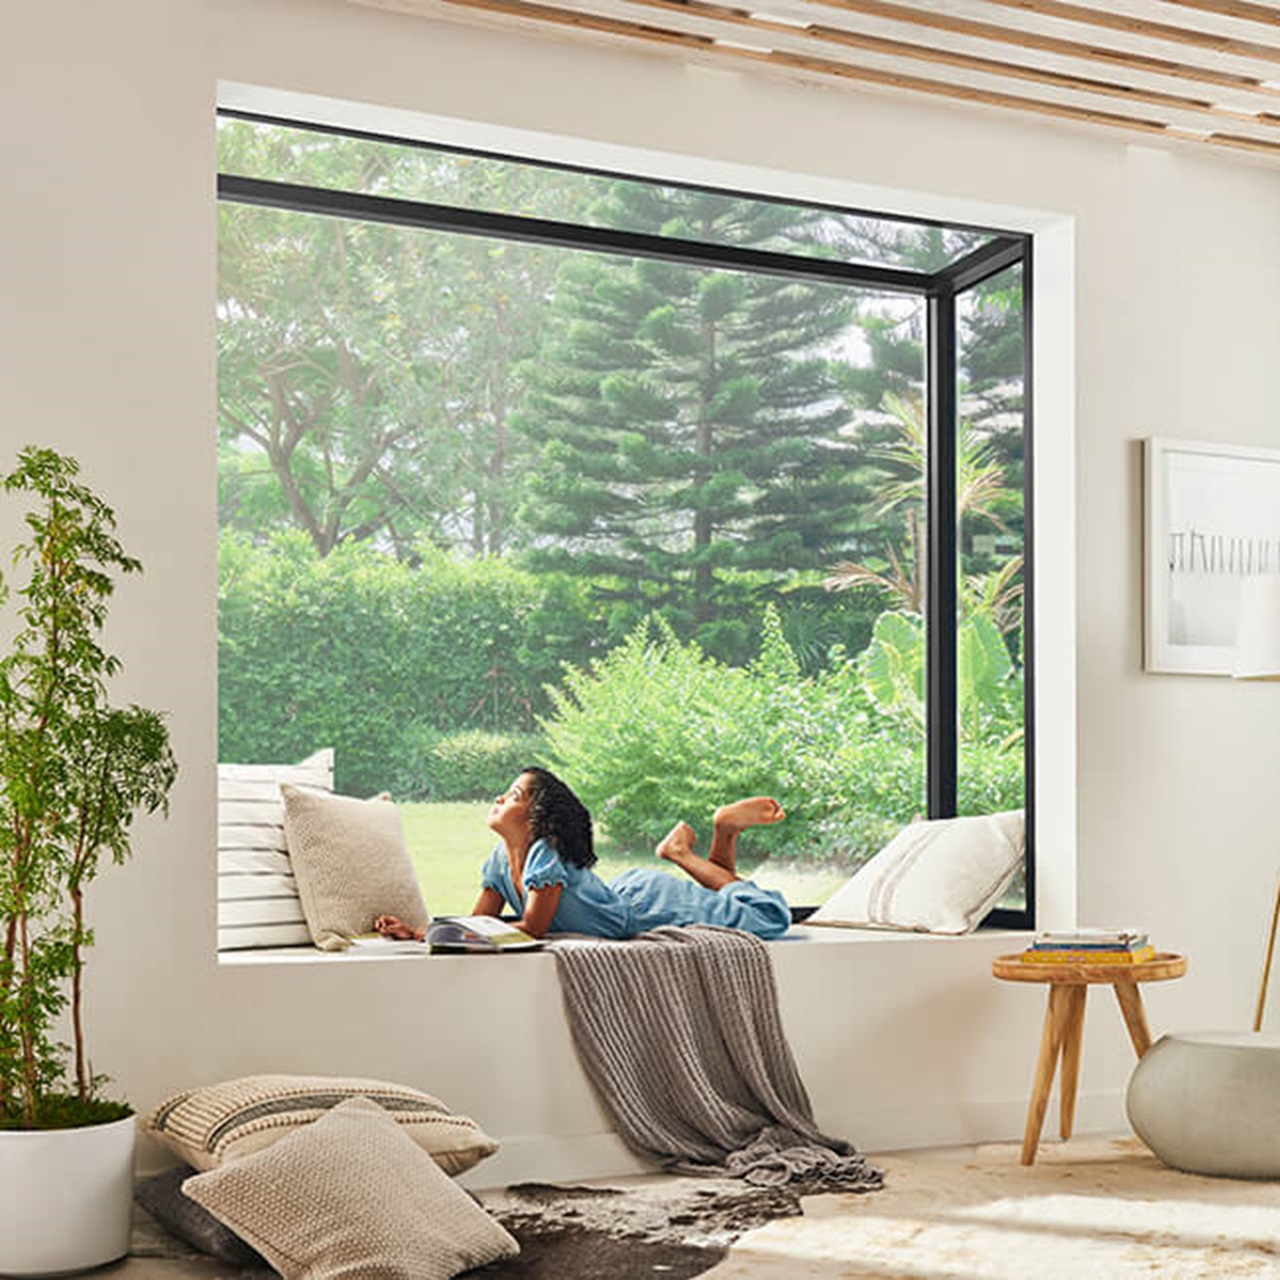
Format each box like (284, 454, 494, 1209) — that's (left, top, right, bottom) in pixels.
(656, 821, 697, 862)
(712, 797, 786, 832)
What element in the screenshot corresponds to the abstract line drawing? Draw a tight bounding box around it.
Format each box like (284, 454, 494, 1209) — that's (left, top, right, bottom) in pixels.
(1145, 438, 1280, 676)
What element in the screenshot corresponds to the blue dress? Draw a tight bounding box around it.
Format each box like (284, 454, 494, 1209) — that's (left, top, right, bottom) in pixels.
(480, 839, 792, 941)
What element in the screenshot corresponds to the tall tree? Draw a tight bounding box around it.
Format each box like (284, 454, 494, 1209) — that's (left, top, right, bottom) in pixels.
(515, 186, 870, 657)
(826, 242, 1026, 622)
(216, 121, 576, 558)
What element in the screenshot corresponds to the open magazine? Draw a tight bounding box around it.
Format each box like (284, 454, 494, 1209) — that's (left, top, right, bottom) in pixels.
(348, 916, 541, 955)
(424, 915, 542, 953)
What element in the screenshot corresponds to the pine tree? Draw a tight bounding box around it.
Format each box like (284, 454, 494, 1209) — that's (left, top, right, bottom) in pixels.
(514, 186, 869, 659)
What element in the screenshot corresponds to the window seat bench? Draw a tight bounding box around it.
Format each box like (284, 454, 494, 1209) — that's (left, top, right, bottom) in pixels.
(202, 926, 1141, 1190)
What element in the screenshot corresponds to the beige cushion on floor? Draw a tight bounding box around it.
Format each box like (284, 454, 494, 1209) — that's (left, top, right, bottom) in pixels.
(280, 784, 429, 951)
(183, 1096, 519, 1280)
(807, 810, 1025, 935)
(140, 1073, 499, 1175)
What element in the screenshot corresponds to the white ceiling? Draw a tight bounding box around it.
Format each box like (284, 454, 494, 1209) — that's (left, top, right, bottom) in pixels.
(355, 0, 1280, 162)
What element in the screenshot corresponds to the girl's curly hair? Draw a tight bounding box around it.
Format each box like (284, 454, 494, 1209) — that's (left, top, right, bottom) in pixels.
(523, 767, 596, 869)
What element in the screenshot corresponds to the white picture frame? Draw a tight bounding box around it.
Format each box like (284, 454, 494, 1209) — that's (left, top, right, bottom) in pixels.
(1144, 437, 1280, 675)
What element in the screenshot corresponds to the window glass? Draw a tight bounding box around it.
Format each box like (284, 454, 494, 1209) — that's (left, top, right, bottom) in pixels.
(955, 264, 1027, 911)
(217, 118, 1022, 918)
(218, 116, 996, 273)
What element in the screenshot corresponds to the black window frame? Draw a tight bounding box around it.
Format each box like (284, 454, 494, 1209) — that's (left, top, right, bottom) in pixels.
(215, 109, 1035, 931)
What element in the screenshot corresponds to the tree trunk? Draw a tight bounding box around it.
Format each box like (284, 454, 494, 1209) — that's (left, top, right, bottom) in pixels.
(19, 910, 37, 1127)
(71, 885, 87, 1103)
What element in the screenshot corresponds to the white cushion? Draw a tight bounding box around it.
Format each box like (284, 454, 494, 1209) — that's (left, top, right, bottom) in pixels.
(807, 810, 1025, 935)
(281, 785, 429, 951)
(182, 1097, 518, 1280)
(217, 750, 334, 951)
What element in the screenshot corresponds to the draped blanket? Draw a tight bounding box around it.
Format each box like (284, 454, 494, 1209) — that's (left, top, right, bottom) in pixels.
(549, 925, 883, 1190)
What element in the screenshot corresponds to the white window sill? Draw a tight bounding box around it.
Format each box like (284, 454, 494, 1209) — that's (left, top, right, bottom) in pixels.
(216, 923, 1034, 965)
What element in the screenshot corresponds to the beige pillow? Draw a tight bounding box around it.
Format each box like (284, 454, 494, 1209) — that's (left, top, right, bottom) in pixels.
(140, 1074, 498, 1175)
(807, 810, 1025, 935)
(183, 1096, 519, 1280)
(280, 784, 429, 951)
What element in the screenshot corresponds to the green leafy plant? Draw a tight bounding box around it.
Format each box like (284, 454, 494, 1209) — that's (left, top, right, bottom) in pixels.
(395, 727, 546, 801)
(217, 529, 597, 796)
(541, 604, 1024, 871)
(0, 448, 177, 1130)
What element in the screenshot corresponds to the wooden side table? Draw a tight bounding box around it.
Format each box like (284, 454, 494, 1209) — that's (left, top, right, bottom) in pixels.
(992, 951, 1187, 1165)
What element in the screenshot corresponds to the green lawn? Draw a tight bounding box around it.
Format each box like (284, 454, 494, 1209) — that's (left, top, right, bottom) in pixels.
(401, 801, 849, 916)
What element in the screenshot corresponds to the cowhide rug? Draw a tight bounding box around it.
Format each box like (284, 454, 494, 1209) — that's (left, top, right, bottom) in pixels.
(128, 1136, 1280, 1279)
(127, 1171, 832, 1279)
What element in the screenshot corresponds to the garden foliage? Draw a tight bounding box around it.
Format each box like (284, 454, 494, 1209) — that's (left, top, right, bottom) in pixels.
(219, 528, 1024, 858)
(543, 605, 1024, 866)
(217, 530, 595, 796)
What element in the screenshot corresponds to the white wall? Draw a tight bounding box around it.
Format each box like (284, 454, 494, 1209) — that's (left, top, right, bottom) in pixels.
(4, 0, 1280, 1184)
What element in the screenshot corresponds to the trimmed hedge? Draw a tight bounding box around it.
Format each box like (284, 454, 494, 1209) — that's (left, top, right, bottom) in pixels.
(217, 530, 594, 796)
(395, 729, 547, 802)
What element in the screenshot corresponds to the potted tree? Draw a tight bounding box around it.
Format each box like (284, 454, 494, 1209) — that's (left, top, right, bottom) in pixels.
(0, 447, 177, 1275)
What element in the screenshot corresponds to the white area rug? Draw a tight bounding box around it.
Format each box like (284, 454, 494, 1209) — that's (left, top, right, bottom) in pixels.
(703, 1136, 1280, 1279)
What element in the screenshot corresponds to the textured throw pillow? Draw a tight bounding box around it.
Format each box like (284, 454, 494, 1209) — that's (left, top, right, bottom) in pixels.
(134, 1165, 268, 1265)
(280, 784, 429, 951)
(808, 810, 1026, 935)
(217, 749, 334, 951)
(140, 1074, 499, 1175)
(183, 1096, 520, 1280)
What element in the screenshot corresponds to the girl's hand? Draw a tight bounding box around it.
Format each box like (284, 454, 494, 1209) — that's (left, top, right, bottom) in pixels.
(374, 915, 422, 941)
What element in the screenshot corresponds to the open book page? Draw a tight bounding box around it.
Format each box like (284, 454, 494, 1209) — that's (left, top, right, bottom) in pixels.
(346, 917, 541, 954)
(346, 932, 432, 955)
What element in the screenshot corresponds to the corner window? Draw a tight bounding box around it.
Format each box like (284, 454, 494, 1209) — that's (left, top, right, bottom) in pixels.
(216, 113, 1032, 924)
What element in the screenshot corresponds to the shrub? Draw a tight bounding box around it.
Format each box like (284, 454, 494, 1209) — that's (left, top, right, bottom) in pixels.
(396, 728, 547, 801)
(542, 606, 1024, 868)
(544, 614, 789, 844)
(217, 530, 595, 795)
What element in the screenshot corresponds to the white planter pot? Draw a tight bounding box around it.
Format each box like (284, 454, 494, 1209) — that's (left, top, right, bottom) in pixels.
(0, 1113, 135, 1276)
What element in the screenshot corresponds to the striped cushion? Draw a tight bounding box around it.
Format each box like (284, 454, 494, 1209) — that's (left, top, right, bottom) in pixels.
(807, 810, 1025, 935)
(141, 1074, 499, 1175)
(217, 750, 333, 951)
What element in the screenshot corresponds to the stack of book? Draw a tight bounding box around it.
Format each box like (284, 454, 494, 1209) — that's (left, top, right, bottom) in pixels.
(1021, 928, 1155, 964)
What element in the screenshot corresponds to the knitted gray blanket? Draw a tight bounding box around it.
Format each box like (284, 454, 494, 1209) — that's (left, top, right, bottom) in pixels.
(549, 925, 883, 1190)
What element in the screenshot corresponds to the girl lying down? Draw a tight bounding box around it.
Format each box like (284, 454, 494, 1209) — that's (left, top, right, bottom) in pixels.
(376, 767, 792, 942)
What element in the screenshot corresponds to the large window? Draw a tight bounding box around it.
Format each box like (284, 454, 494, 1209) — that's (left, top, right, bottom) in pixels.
(216, 114, 1031, 924)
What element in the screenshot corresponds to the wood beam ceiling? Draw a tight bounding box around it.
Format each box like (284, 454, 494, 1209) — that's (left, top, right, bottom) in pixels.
(353, 0, 1280, 161)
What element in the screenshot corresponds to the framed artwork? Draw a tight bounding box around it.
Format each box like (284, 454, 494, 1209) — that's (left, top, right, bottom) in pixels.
(1144, 437, 1280, 675)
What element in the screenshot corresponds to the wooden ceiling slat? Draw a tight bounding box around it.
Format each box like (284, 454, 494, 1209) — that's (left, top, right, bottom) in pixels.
(428, 0, 1280, 153)
(618, 0, 1278, 119)
(1160, 0, 1280, 27)
(806, 23, 1219, 109)
(1207, 128, 1280, 150)
(353, 0, 1280, 160)
(615, 0, 1280, 119)
(804, 0, 1280, 95)
(975, 0, 1280, 62)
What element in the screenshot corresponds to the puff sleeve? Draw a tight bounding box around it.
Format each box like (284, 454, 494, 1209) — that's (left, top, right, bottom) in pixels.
(523, 839, 570, 891)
